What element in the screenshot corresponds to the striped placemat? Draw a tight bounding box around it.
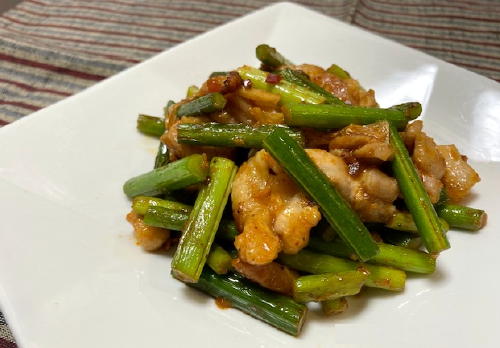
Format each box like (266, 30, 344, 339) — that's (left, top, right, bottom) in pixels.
(0, 0, 499, 346)
(1, 0, 499, 127)
(0, 312, 16, 348)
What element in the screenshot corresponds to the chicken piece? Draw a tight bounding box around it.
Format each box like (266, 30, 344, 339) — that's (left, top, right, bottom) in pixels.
(401, 120, 423, 152)
(412, 131, 446, 203)
(353, 143, 394, 162)
(306, 149, 398, 223)
(199, 71, 243, 95)
(346, 79, 377, 107)
(233, 214, 281, 266)
(413, 132, 446, 179)
(356, 169, 399, 222)
(248, 107, 284, 125)
(295, 64, 350, 102)
(209, 110, 238, 124)
(421, 175, 444, 203)
(404, 121, 479, 203)
(233, 149, 398, 264)
(329, 121, 394, 162)
(237, 87, 281, 109)
(302, 128, 334, 149)
(359, 168, 399, 203)
(437, 145, 480, 202)
(295, 64, 377, 106)
(401, 121, 446, 203)
(224, 94, 255, 125)
(232, 258, 298, 296)
(272, 192, 322, 254)
(161, 116, 234, 161)
(225, 92, 284, 125)
(126, 212, 170, 251)
(232, 150, 321, 265)
(306, 149, 354, 199)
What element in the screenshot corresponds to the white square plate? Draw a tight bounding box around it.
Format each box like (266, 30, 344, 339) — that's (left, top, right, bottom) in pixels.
(1, 2, 499, 347)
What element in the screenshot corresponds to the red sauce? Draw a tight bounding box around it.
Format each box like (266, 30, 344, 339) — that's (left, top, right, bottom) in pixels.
(207, 78, 223, 92)
(215, 297, 232, 309)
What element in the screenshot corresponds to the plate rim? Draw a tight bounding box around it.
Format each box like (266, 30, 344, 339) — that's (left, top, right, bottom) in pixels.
(0, 2, 499, 347)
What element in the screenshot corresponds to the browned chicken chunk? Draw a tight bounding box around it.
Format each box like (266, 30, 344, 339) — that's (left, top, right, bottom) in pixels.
(126, 212, 170, 251)
(329, 121, 394, 162)
(232, 148, 399, 266)
(307, 149, 399, 223)
(402, 119, 423, 152)
(402, 121, 480, 203)
(232, 150, 321, 265)
(402, 121, 446, 203)
(295, 64, 377, 106)
(412, 131, 446, 203)
(438, 145, 480, 202)
(232, 258, 298, 296)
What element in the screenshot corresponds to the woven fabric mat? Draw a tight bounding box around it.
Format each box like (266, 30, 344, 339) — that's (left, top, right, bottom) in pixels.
(0, 0, 499, 346)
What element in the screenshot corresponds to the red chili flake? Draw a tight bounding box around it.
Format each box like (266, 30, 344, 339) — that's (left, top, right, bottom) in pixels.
(207, 78, 223, 92)
(265, 73, 281, 84)
(221, 71, 243, 94)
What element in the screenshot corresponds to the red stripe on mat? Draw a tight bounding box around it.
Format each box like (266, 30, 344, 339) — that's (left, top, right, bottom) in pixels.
(353, 20, 500, 48)
(26, 0, 224, 26)
(0, 77, 71, 96)
(0, 100, 41, 111)
(292, 0, 354, 9)
(1, 26, 160, 53)
(359, 0, 500, 23)
(445, 60, 500, 74)
(0, 52, 105, 81)
(108, 0, 243, 17)
(114, 0, 353, 13)
(0, 119, 11, 126)
(452, 0, 500, 8)
(117, 0, 352, 13)
(2, 28, 142, 64)
(3, 15, 182, 44)
(409, 44, 500, 61)
(195, 0, 352, 10)
(0, 337, 17, 348)
(15, 7, 204, 34)
(357, 9, 500, 34)
(57, 48, 140, 64)
(369, 0, 500, 13)
(182, 0, 257, 10)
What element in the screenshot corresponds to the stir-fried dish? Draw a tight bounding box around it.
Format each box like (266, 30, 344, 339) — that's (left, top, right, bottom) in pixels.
(123, 45, 487, 336)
